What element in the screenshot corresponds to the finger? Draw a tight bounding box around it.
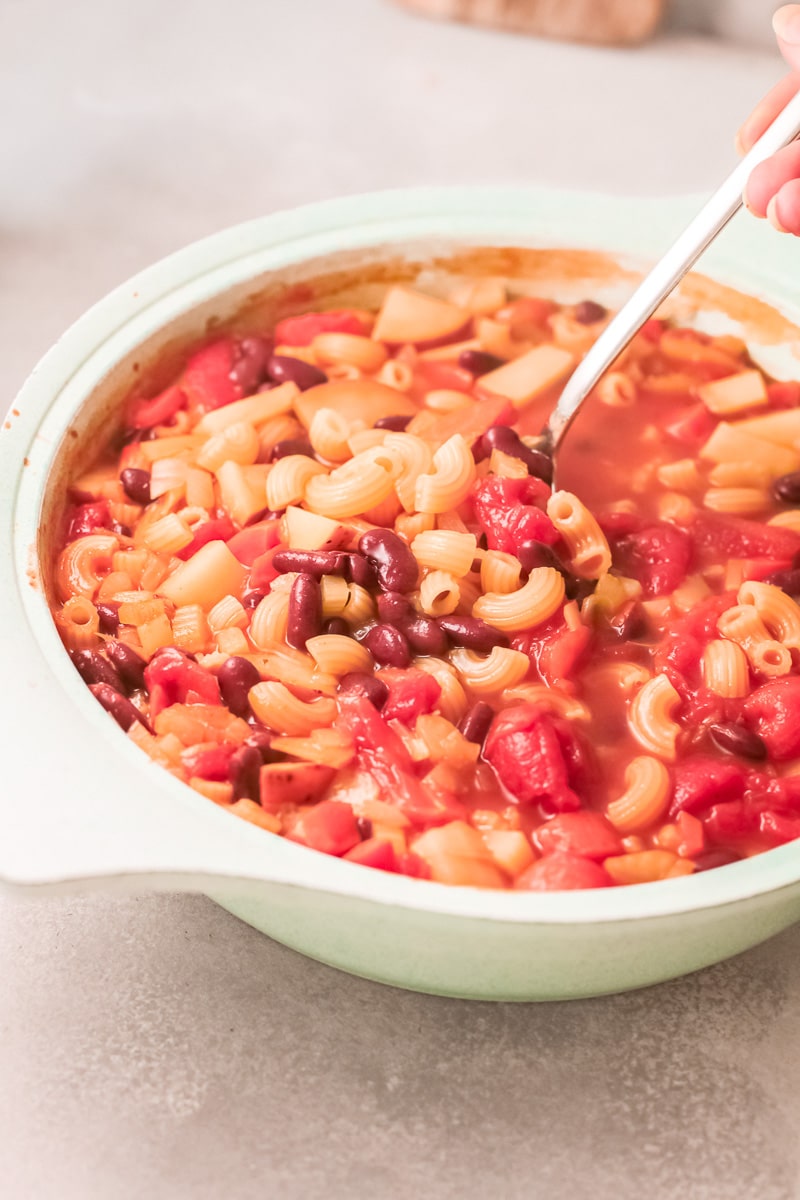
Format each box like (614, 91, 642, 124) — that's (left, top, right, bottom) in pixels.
(737, 73, 800, 154)
(768, 179, 800, 234)
(774, 5, 800, 69)
(744, 142, 800, 215)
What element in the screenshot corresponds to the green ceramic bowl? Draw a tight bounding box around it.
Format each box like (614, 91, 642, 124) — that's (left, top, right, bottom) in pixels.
(4, 187, 800, 1001)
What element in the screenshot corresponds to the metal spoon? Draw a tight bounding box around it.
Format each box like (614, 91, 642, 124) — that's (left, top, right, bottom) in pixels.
(541, 88, 800, 462)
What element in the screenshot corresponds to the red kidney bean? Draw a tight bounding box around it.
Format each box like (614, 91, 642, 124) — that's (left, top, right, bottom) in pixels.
(401, 615, 449, 656)
(356, 816, 374, 839)
(111, 522, 133, 538)
(607, 601, 648, 642)
(358, 529, 419, 594)
(273, 549, 348, 577)
(458, 701, 494, 747)
(324, 617, 350, 636)
(362, 623, 411, 667)
(517, 540, 566, 574)
(708, 722, 767, 761)
(267, 354, 328, 391)
(105, 640, 146, 691)
(346, 553, 377, 589)
(773, 472, 800, 504)
(373, 414, 412, 432)
(287, 573, 322, 649)
(218, 656, 262, 717)
(437, 616, 509, 651)
(270, 437, 316, 461)
(764, 568, 800, 595)
(573, 299, 607, 324)
(70, 649, 124, 692)
(457, 349, 505, 376)
(230, 335, 273, 394)
(120, 467, 151, 505)
(339, 672, 389, 709)
(89, 683, 151, 732)
(229, 744, 263, 801)
(480, 425, 553, 484)
(242, 588, 268, 611)
(376, 591, 413, 623)
(245, 727, 275, 759)
(96, 603, 120, 634)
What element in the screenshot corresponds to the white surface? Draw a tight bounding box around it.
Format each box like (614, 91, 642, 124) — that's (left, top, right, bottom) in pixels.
(3, 2, 800, 1196)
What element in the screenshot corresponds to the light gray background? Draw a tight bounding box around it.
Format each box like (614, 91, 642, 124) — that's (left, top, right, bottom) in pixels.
(3, 2, 800, 1197)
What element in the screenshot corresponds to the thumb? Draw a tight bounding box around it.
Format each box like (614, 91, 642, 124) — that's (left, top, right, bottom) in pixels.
(774, 5, 800, 70)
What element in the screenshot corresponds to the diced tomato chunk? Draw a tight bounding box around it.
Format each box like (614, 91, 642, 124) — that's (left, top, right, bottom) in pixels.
(413, 360, 474, 394)
(472, 476, 557, 554)
(248, 547, 282, 591)
(669, 755, 745, 817)
(181, 742, 237, 781)
(758, 811, 800, 846)
(66, 501, 111, 538)
(343, 838, 399, 872)
(613, 522, 692, 597)
(127, 384, 187, 430)
(513, 610, 590, 688)
(338, 692, 465, 827)
(180, 339, 241, 411)
(515, 853, 613, 891)
(484, 704, 582, 813)
(691, 513, 800, 562)
(379, 668, 441, 724)
(743, 678, 800, 761)
(287, 801, 361, 856)
(533, 811, 622, 860)
(176, 517, 237, 560)
(640, 317, 664, 342)
(274, 309, 368, 347)
(226, 520, 281, 566)
(767, 381, 800, 409)
(663, 402, 716, 446)
(144, 647, 222, 717)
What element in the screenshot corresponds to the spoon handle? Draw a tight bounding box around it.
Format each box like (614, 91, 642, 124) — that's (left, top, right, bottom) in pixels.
(545, 88, 800, 454)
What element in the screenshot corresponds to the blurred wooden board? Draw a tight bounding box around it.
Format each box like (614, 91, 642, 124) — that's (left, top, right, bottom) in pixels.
(392, 0, 666, 46)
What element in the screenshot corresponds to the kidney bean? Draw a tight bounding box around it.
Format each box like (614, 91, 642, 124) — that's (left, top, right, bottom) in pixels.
(457, 348, 505, 376)
(96, 603, 120, 634)
(111, 522, 133, 538)
(105, 640, 146, 691)
(267, 354, 328, 391)
(346, 553, 377, 589)
(437, 616, 509, 651)
(287, 573, 322, 649)
(373, 414, 412, 432)
(89, 683, 150, 732)
(324, 617, 350, 636)
(763, 568, 800, 595)
(480, 425, 553, 484)
(273, 549, 348, 577)
(339, 671, 389, 709)
(229, 744, 263, 802)
(218, 656, 262, 718)
(242, 588, 268, 611)
(362, 623, 411, 668)
(607, 601, 648, 642)
(773, 472, 800, 505)
(573, 299, 607, 325)
(70, 648, 124, 692)
(458, 701, 494, 748)
(402, 615, 449, 656)
(708, 722, 767, 761)
(356, 816, 374, 840)
(517, 540, 566, 574)
(359, 529, 419, 593)
(229, 335, 273, 394)
(245, 727, 275, 759)
(270, 438, 316, 462)
(119, 467, 151, 505)
(376, 591, 413, 623)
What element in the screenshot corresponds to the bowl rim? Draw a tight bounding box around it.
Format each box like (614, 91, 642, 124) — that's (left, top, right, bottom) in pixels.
(5, 183, 800, 926)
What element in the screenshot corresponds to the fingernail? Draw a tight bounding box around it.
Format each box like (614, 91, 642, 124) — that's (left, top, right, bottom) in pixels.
(767, 194, 788, 232)
(773, 5, 800, 44)
(735, 129, 746, 156)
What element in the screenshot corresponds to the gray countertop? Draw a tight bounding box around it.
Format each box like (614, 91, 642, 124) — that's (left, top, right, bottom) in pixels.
(3, 3, 799, 1197)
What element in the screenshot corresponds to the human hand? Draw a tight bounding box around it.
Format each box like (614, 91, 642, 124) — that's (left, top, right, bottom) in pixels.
(739, 5, 800, 233)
